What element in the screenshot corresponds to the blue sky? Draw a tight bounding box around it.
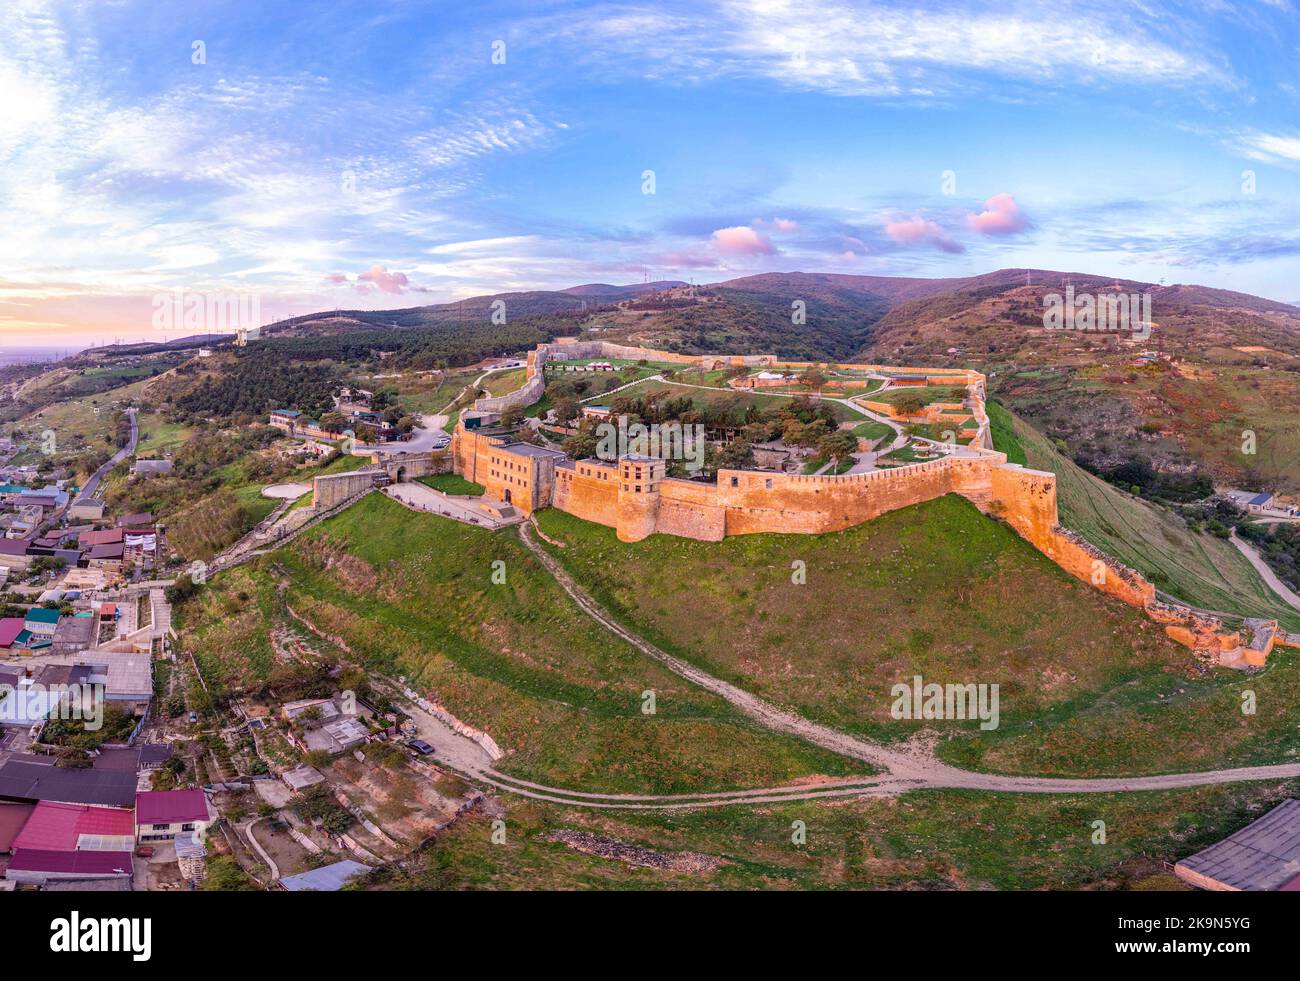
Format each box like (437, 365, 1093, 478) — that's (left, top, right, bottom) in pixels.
(1, 0, 1298, 349)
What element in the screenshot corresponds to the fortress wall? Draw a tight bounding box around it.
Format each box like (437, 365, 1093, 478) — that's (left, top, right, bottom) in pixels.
(656, 478, 726, 540)
(655, 497, 726, 540)
(712, 460, 962, 536)
(552, 467, 620, 527)
(473, 373, 545, 413)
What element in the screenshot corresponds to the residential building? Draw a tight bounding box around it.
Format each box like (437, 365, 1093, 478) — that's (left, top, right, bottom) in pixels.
(135, 789, 216, 842)
(280, 859, 371, 892)
(0, 540, 29, 571)
(132, 459, 174, 476)
(3, 800, 135, 886)
(1175, 799, 1300, 891)
(24, 607, 61, 640)
(0, 758, 138, 808)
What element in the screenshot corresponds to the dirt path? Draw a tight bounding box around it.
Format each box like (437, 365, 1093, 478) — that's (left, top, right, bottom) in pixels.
(514, 521, 1300, 800)
(1230, 531, 1300, 613)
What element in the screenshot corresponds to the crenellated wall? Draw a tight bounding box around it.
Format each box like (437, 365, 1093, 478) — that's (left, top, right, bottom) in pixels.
(451, 340, 1277, 665)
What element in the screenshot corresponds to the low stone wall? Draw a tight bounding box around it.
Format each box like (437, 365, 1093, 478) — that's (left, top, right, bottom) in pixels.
(313, 471, 376, 509)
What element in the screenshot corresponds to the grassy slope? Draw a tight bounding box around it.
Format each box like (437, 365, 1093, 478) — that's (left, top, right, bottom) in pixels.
(383, 781, 1300, 891)
(614, 378, 868, 422)
(1005, 407, 1300, 630)
(186, 494, 873, 794)
(536, 497, 1300, 777)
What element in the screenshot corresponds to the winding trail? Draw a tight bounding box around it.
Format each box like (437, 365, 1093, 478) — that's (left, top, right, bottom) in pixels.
(507, 520, 1300, 804)
(1230, 531, 1300, 613)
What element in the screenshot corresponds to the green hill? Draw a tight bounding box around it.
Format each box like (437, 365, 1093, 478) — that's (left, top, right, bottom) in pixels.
(994, 402, 1300, 630)
(178, 494, 870, 795)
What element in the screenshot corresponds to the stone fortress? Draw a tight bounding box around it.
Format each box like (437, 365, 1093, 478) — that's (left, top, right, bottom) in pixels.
(439, 338, 1296, 668)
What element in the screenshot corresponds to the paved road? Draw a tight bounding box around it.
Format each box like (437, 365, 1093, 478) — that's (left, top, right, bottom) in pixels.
(1230, 531, 1300, 613)
(75, 406, 137, 502)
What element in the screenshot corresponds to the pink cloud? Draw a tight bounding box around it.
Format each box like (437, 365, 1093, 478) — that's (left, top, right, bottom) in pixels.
(658, 251, 721, 269)
(356, 264, 411, 294)
(884, 217, 964, 254)
(966, 193, 1031, 235)
(754, 217, 799, 233)
(710, 225, 777, 255)
(323, 273, 349, 284)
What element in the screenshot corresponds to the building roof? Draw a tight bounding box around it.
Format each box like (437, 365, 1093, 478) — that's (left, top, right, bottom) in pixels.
(12, 799, 135, 851)
(0, 540, 30, 557)
(6, 848, 133, 877)
(22, 649, 152, 700)
(80, 528, 124, 547)
(0, 801, 35, 851)
(282, 765, 325, 790)
(271, 408, 302, 417)
(87, 543, 125, 560)
(280, 859, 371, 892)
(51, 616, 96, 652)
(25, 608, 61, 625)
(499, 442, 567, 460)
(135, 789, 210, 825)
(137, 744, 174, 766)
(1249, 492, 1273, 506)
(132, 459, 173, 474)
(1176, 799, 1300, 891)
(0, 759, 138, 807)
(0, 618, 25, 647)
(116, 512, 154, 528)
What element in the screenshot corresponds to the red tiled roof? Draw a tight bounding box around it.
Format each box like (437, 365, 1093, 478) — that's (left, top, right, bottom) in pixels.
(135, 789, 208, 825)
(0, 617, 25, 647)
(12, 800, 134, 851)
(6, 849, 133, 876)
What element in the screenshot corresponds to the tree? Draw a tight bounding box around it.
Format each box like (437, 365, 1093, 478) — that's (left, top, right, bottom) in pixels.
(817, 430, 859, 467)
(318, 412, 347, 433)
(717, 439, 756, 470)
(552, 397, 580, 426)
(894, 393, 926, 417)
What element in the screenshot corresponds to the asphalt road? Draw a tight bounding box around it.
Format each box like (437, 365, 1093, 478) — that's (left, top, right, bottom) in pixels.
(75, 406, 137, 503)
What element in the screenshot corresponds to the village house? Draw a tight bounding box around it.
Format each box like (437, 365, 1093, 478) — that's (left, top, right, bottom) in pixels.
(3, 799, 135, 887)
(135, 789, 216, 843)
(132, 459, 174, 477)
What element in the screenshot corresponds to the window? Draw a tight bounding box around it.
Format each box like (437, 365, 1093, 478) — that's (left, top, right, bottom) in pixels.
(152, 823, 169, 831)
(635, 485, 641, 493)
(765, 478, 773, 489)
(730, 476, 739, 487)
(181, 823, 196, 832)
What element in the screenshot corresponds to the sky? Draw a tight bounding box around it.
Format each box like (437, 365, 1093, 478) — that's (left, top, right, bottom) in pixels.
(1, 0, 1299, 352)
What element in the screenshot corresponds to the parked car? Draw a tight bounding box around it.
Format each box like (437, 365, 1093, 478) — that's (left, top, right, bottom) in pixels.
(406, 739, 435, 755)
